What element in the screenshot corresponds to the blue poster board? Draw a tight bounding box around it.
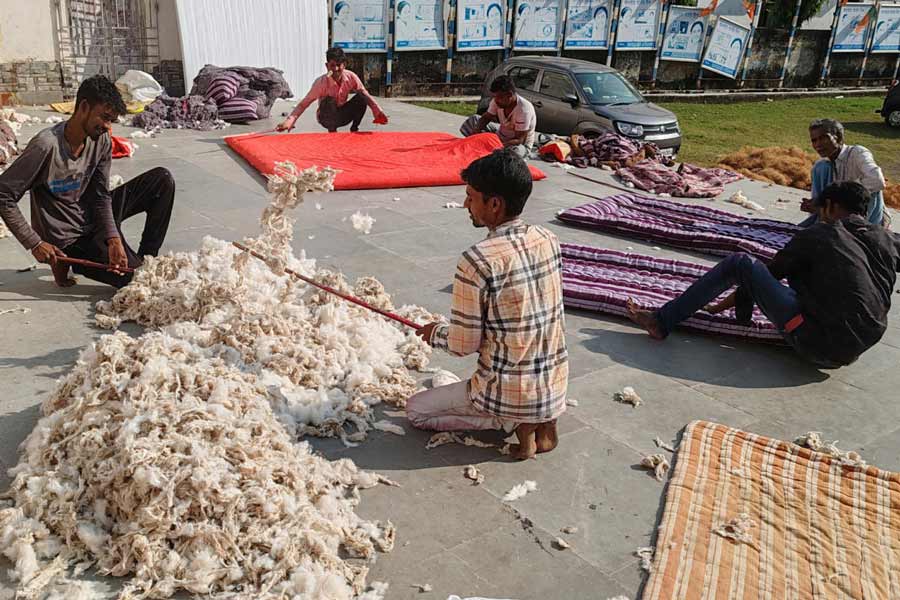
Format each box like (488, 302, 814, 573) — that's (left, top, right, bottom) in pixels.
(701, 17, 750, 79)
(395, 0, 447, 50)
(332, 0, 390, 52)
(833, 3, 874, 53)
(661, 6, 706, 63)
(563, 0, 610, 49)
(457, 0, 506, 50)
(615, 0, 659, 50)
(513, 0, 562, 50)
(872, 4, 900, 53)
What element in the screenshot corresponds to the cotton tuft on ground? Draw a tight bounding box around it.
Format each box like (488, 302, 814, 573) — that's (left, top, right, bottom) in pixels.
(0, 161, 442, 598)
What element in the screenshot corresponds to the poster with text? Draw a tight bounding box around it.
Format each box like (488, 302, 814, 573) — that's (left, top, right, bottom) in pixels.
(563, 0, 611, 49)
(701, 17, 750, 79)
(661, 6, 706, 62)
(456, 0, 506, 50)
(615, 0, 659, 50)
(395, 0, 446, 50)
(832, 3, 875, 53)
(513, 0, 562, 50)
(872, 4, 900, 53)
(332, 0, 389, 52)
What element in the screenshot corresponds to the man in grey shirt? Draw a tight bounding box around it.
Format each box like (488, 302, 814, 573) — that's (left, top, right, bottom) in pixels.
(0, 75, 175, 288)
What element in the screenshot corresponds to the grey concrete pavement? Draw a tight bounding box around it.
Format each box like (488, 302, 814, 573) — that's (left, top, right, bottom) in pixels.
(1, 98, 898, 600)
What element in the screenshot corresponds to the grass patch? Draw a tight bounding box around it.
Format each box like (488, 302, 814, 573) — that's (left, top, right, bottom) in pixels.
(411, 101, 477, 117)
(410, 96, 899, 180)
(660, 97, 898, 180)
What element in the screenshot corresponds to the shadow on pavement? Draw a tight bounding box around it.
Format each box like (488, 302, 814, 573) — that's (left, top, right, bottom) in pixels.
(578, 326, 829, 388)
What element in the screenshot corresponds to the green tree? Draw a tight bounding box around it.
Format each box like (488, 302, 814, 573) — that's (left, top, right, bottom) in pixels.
(764, 0, 830, 28)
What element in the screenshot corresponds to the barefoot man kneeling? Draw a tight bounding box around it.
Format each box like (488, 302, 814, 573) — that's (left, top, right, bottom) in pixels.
(409, 149, 569, 459)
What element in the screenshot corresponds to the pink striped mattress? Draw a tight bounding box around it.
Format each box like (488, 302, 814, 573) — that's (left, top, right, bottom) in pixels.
(561, 244, 784, 342)
(558, 193, 800, 261)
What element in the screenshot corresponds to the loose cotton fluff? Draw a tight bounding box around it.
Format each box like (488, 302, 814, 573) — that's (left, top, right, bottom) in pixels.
(94, 161, 445, 443)
(0, 162, 445, 598)
(0, 331, 396, 599)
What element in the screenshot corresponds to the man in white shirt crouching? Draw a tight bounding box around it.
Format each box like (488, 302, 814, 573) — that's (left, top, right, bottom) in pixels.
(460, 75, 537, 159)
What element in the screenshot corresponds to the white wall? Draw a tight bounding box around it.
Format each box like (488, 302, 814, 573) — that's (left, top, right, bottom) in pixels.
(156, 0, 184, 62)
(175, 0, 327, 98)
(0, 0, 57, 62)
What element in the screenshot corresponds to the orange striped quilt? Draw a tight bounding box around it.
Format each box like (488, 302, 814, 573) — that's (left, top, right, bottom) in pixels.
(644, 421, 900, 599)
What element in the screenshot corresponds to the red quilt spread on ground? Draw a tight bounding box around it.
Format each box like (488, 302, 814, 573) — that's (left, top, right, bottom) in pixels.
(225, 131, 546, 190)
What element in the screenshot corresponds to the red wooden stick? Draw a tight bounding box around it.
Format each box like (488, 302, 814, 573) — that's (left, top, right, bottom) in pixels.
(232, 241, 422, 330)
(57, 256, 135, 273)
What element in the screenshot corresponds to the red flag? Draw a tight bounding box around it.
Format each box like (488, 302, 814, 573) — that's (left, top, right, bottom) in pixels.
(743, 0, 756, 21)
(854, 7, 874, 34)
(700, 0, 719, 17)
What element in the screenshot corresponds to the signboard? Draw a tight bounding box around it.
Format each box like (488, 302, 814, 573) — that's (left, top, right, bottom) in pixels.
(615, 0, 659, 50)
(701, 17, 750, 79)
(395, 0, 446, 50)
(563, 0, 611, 49)
(832, 2, 875, 53)
(661, 6, 706, 63)
(872, 4, 900, 53)
(513, 0, 562, 50)
(456, 0, 506, 50)
(332, 0, 389, 52)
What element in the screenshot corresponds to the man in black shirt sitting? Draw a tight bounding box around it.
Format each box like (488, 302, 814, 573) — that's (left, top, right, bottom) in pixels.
(626, 181, 900, 368)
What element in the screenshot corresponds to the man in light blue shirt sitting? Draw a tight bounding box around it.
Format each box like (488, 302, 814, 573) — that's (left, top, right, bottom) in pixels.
(801, 118, 887, 227)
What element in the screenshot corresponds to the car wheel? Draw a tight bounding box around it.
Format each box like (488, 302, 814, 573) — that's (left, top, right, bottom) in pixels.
(887, 109, 900, 128)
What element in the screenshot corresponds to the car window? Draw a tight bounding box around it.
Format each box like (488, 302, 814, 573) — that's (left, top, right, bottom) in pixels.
(506, 66, 539, 91)
(539, 71, 577, 100)
(575, 72, 644, 105)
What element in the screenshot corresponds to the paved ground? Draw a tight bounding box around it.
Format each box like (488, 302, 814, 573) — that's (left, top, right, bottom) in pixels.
(1, 99, 899, 600)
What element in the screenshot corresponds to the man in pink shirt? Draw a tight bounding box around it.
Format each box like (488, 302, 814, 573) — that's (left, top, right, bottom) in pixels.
(277, 47, 388, 133)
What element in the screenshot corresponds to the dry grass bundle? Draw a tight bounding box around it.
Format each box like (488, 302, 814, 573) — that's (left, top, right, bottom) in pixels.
(884, 182, 900, 209)
(716, 146, 817, 190)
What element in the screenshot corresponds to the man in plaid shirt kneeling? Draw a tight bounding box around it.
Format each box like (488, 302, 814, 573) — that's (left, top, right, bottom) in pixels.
(410, 149, 569, 460)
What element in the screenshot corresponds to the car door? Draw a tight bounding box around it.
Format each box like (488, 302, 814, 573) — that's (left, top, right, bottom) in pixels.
(505, 65, 541, 107)
(534, 69, 580, 135)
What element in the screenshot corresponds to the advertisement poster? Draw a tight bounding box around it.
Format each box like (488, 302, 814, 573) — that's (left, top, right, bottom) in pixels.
(872, 4, 900, 53)
(332, 0, 389, 52)
(456, 0, 506, 50)
(395, 0, 446, 50)
(615, 0, 659, 50)
(661, 6, 706, 63)
(701, 17, 750, 79)
(513, 0, 562, 50)
(563, 0, 611, 49)
(832, 3, 875, 53)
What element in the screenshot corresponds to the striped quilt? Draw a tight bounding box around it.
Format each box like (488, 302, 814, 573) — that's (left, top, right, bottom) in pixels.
(561, 244, 783, 342)
(645, 421, 900, 600)
(557, 193, 800, 261)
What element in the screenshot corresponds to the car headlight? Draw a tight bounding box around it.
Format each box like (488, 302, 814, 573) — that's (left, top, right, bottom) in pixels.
(615, 121, 644, 137)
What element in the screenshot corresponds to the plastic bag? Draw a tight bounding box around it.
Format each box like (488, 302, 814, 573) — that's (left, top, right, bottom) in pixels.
(115, 70, 164, 104)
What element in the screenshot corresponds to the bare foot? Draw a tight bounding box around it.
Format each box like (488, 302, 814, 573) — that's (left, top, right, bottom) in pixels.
(510, 423, 538, 460)
(51, 262, 77, 288)
(536, 420, 558, 454)
(625, 299, 665, 340)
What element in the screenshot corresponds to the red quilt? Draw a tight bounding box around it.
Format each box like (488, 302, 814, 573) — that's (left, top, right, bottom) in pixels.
(225, 131, 546, 190)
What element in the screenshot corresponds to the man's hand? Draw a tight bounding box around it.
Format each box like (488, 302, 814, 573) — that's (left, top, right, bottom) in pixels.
(416, 322, 439, 344)
(373, 111, 388, 125)
(800, 198, 815, 213)
(276, 117, 297, 132)
(31, 241, 66, 267)
(107, 237, 128, 274)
